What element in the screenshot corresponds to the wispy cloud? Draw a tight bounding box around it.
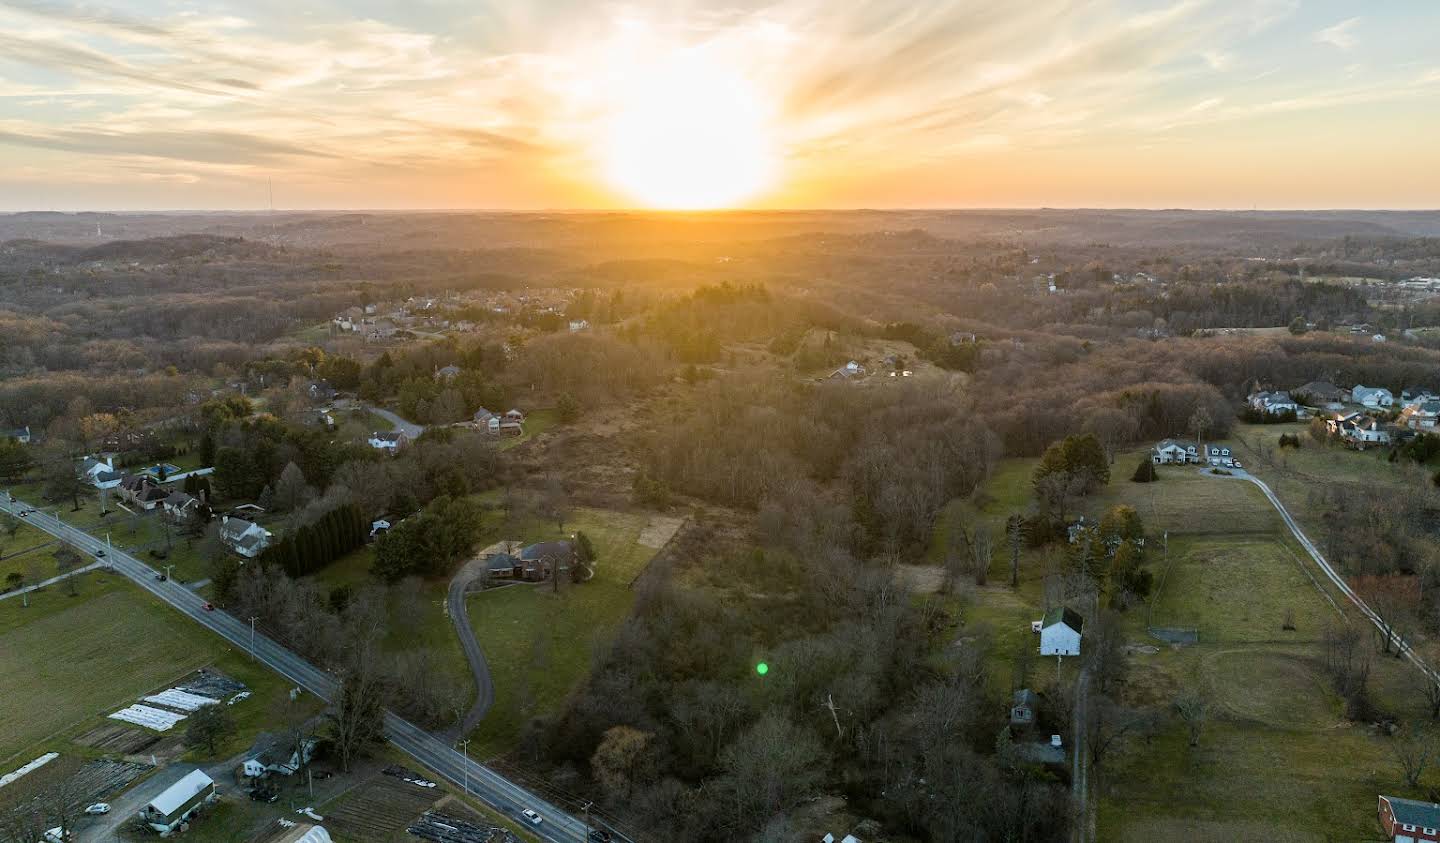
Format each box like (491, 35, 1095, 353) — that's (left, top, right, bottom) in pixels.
(0, 1, 1435, 209)
(1315, 17, 1360, 51)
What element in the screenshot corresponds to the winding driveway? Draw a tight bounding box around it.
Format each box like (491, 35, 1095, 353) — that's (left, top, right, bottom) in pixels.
(363, 404, 425, 439)
(447, 556, 497, 738)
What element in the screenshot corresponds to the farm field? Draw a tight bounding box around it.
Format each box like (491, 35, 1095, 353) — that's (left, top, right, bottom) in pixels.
(464, 507, 664, 758)
(0, 572, 321, 768)
(936, 453, 1434, 841)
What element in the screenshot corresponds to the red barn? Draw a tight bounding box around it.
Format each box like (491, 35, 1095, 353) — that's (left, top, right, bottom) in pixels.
(1379, 795, 1440, 842)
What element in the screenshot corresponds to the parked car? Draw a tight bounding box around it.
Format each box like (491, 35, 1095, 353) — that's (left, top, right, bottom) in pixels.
(84, 803, 110, 815)
(521, 808, 543, 826)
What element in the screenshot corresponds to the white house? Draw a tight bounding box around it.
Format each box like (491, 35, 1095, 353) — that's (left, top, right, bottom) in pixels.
(1204, 444, 1236, 468)
(241, 733, 316, 778)
(828, 361, 867, 380)
(140, 769, 216, 834)
(1248, 390, 1299, 416)
(2, 425, 30, 444)
(1039, 607, 1083, 657)
(1352, 385, 1395, 408)
(1401, 399, 1440, 431)
(79, 456, 124, 490)
(367, 431, 408, 454)
(1327, 412, 1392, 446)
(568, 319, 590, 332)
(220, 514, 272, 558)
(1152, 438, 1201, 464)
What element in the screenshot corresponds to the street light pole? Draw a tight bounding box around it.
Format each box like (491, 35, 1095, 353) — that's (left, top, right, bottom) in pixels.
(582, 801, 593, 841)
(456, 739, 470, 796)
(249, 616, 258, 659)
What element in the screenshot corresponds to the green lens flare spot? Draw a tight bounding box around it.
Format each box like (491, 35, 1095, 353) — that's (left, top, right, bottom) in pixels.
(755, 662, 769, 676)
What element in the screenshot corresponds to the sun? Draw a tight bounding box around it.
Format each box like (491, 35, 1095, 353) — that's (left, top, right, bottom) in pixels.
(600, 54, 778, 210)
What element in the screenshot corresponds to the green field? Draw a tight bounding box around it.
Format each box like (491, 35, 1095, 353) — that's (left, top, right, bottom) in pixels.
(465, 507, 663, 757)
(1146, 537, 1341, 643)
(930, 452, 1435, 841)
(0, 572, 322, 767)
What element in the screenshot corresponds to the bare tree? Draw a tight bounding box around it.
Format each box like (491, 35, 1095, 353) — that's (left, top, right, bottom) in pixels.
(1174, 676, 1212, 747)
(54, 541, 82, 596)
(540, 474, 569, 534)
(1085, 694, 1148, 772)
(1006, 514, 1024, 588)
(1424, 677, 1440, 721)
(1394, 723, 1436, 788)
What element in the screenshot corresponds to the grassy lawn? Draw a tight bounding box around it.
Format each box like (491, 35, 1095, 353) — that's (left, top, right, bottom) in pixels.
(1228, 421, 1425, 535)
(1146, 536, 1342, 643)
(0, 570, 324, 770)
(499, 408, 561, 451)
(464, 507, 660, 757)
(0, 516, 59, 589)
(0, 575, 221, 764)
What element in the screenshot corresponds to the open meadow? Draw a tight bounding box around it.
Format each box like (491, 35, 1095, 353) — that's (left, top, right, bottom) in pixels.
(931, 449, 1437, 841)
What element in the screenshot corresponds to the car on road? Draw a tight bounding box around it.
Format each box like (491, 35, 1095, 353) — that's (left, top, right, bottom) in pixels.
(155, 573, 167, 581)
(95, 549, 106, 558)
(202, 602, 215, 611)
(589, 831, 612, 842)
(521, 808, 543, 826)
(17, 510, 27, 517)
(84, 803, 110, 815)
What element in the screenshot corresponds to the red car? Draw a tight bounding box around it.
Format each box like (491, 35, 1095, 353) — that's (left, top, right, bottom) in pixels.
(202, 603, 214, 611)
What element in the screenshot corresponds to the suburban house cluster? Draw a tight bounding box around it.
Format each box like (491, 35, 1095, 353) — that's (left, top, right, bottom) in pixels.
(1151, 439, 1240, 469)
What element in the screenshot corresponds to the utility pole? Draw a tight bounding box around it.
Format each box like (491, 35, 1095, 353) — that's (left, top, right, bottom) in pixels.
(249, 616, 259, 659)
(456, 739, 470, 796)
(582, 801, 593, 841)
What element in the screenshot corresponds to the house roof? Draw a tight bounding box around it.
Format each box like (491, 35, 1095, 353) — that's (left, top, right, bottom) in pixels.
(371, 431, 403, 442)
(1384, 795, 1440, 829)
(1013, 689, 1037, 707)
(486, 552, 522, 572)
(148, 769, 214, 817)
(1155, 438, 1197, 451)
(518, 541, 573, 562)
(1042, 606, 1084, 634)
(1353, 385, 1392, 400)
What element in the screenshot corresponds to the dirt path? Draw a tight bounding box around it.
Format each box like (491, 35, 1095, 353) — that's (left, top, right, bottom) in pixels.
(1072, 667, 1091, 843)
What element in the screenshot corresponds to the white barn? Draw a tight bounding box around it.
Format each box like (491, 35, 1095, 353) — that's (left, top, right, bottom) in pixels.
(1040, 607, 1084, 657)
(141, 768, 216, 834)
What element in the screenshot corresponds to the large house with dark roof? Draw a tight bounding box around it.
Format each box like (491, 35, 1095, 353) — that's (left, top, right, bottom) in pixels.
(1378, 794, 1440, 842)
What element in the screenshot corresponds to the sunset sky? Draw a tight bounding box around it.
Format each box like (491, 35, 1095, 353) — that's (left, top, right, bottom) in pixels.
(2, 0, 1438, 211)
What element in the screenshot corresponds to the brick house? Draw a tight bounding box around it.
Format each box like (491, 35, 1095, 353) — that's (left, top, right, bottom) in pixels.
(1378, 795, 1440, 842)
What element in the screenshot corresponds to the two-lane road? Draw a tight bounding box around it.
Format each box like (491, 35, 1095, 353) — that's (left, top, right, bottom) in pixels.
(0, 497, 596, 843)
